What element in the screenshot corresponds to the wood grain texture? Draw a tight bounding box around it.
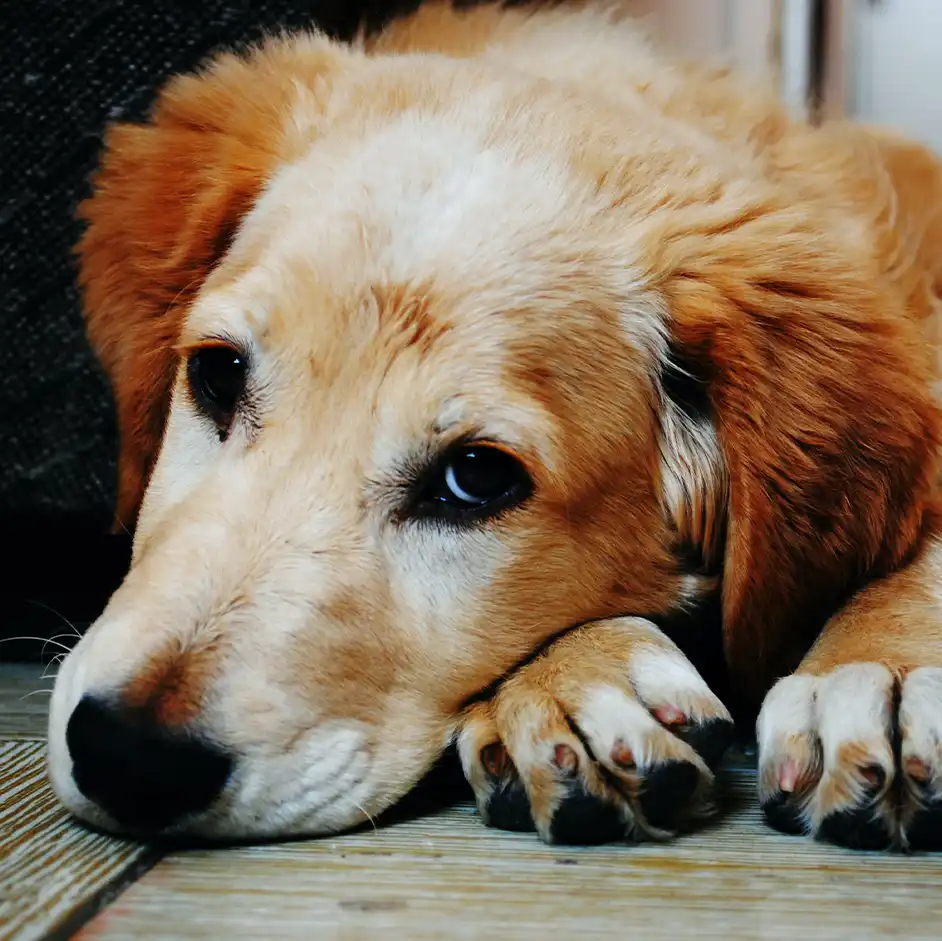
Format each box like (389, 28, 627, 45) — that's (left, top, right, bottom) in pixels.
(77, 769, 942, 941)
(0, 741, 155, 941)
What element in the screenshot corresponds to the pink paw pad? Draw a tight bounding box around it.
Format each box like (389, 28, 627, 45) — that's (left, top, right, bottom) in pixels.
(654, 705, 686, 726)
(778, 757, 800, 793)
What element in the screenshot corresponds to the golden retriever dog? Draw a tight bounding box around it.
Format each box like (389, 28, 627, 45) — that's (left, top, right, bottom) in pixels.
(48, 0, 942, 852)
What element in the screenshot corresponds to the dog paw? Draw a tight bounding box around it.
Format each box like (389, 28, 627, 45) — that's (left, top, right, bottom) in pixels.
(757, 664, 942, 850)
(457, 617, 734, 845)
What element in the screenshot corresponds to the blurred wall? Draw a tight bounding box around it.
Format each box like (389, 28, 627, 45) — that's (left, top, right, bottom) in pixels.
(850, 0, 942, 154)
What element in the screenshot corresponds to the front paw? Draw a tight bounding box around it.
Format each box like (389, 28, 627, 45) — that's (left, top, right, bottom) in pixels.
(456, 618, 734, 845)
(758, 664, 942, 850)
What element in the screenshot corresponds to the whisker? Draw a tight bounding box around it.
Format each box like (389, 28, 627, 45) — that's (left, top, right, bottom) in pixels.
(354, 800, 378, 834)
(0, 636, 75, 654)
(26, 601, 84, 639)
(48, 632, 81, 646)
(20, 688, 53, 700)
(39, 632, 82, 665)
(40, 654, 67, 682)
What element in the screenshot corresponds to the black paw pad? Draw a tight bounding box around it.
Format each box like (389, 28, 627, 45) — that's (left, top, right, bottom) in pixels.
(760, 791, 807, 835)
(549, 786, 625, 845)
(818, 806, 892, 851)
(638, 760, 700, 830)
(906, 798, 942, 851)
(485, 776, 536, 832)
(678, 718, 736, 769)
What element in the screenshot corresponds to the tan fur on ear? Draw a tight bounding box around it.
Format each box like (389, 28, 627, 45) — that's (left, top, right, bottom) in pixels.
(857, 126, 942, 307)
(77, 35, 343, 529)
(654, 184, 942, 703)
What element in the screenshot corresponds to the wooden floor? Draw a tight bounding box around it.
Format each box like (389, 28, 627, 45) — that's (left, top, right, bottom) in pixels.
(3, 663, 942, 941)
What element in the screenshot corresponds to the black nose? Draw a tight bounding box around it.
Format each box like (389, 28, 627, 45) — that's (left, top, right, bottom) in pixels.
(66, 695, 232, 833)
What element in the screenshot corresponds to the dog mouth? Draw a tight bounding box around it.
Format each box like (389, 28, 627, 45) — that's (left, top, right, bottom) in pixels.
(51, 653, 489, 845)
(48, 644, 390, 842)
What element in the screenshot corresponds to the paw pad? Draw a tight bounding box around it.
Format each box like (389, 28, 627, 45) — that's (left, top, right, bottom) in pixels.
(760, 791, 806, 835)
(904, 756, 931, 784)
(549, 787, 626, 846)
(553, 744, 579, 776)
(778, 757, 801, 793)
(610, 738, 635, 769)
(638, 760, 701, 830)
(654, 705, 686, 726)
(859, 763, 887, 790)
(676, 717, 735, 769)
(818, 806, 891, 851)
(484, 761, 535, 834)
(481, 743, 509, 780)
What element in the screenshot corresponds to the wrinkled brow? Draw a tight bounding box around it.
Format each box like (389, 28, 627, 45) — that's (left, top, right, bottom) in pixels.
(373, 282, 452, 359)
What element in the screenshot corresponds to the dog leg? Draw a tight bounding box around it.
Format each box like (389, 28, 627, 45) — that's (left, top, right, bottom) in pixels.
(758, 536, 942, 850)
(457, 615, 734, 844)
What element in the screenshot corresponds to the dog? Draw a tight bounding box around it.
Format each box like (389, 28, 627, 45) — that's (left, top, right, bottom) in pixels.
(48, 0, 942, 851)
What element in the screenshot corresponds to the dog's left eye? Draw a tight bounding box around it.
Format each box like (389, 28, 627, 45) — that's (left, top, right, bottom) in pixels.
(186, 345, 247, 437)
(415, 445, 532, 522)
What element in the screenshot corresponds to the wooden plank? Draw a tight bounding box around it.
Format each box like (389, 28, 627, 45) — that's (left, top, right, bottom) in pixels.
(76, 768, 942, 941)
(0, 741, 156, 941)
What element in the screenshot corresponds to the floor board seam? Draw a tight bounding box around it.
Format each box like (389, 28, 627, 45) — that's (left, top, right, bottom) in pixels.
(42, 850, 164, 941)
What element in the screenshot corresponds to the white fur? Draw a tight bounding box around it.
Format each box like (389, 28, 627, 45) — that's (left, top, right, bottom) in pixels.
(815, 663, 895, 771)
(756, 672, 817, 762)
(628, 643, 731, 723)
(577, 683, 664, 770)
(898, 667, 942, 797)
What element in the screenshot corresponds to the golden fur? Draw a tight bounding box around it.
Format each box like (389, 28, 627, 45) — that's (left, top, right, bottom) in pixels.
(49, 1, 942, 850)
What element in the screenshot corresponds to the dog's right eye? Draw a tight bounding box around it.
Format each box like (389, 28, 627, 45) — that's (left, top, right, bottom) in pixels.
(186, 345, 247, 437)
(412, 444, 533, 524)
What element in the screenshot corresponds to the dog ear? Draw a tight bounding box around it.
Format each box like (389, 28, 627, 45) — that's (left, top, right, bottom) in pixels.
(78, 36, 342, 530)
(656, 346, 728, 579)
(654, 195, 941, 704)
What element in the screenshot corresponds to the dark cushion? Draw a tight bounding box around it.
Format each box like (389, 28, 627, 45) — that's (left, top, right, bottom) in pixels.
(0, 0, 421, 525)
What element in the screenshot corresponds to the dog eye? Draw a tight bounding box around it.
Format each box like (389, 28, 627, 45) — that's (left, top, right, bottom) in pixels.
(186, 345, 247, 435)
(416, 445, 532, 522)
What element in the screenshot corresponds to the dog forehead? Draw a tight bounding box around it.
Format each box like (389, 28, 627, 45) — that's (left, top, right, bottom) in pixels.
(187, 106, 607, 374)
(233, 109, 584, 312)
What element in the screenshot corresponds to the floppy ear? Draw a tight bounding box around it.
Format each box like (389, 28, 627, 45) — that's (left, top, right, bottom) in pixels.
(653, 195, 941, 704)
(77, 36, 342, 530)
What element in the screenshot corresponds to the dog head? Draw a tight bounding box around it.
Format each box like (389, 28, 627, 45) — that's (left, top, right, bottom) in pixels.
(48, 28, 939, 841)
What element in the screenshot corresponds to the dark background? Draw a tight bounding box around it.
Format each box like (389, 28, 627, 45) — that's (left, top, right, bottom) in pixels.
(0, 0, 438, 658)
